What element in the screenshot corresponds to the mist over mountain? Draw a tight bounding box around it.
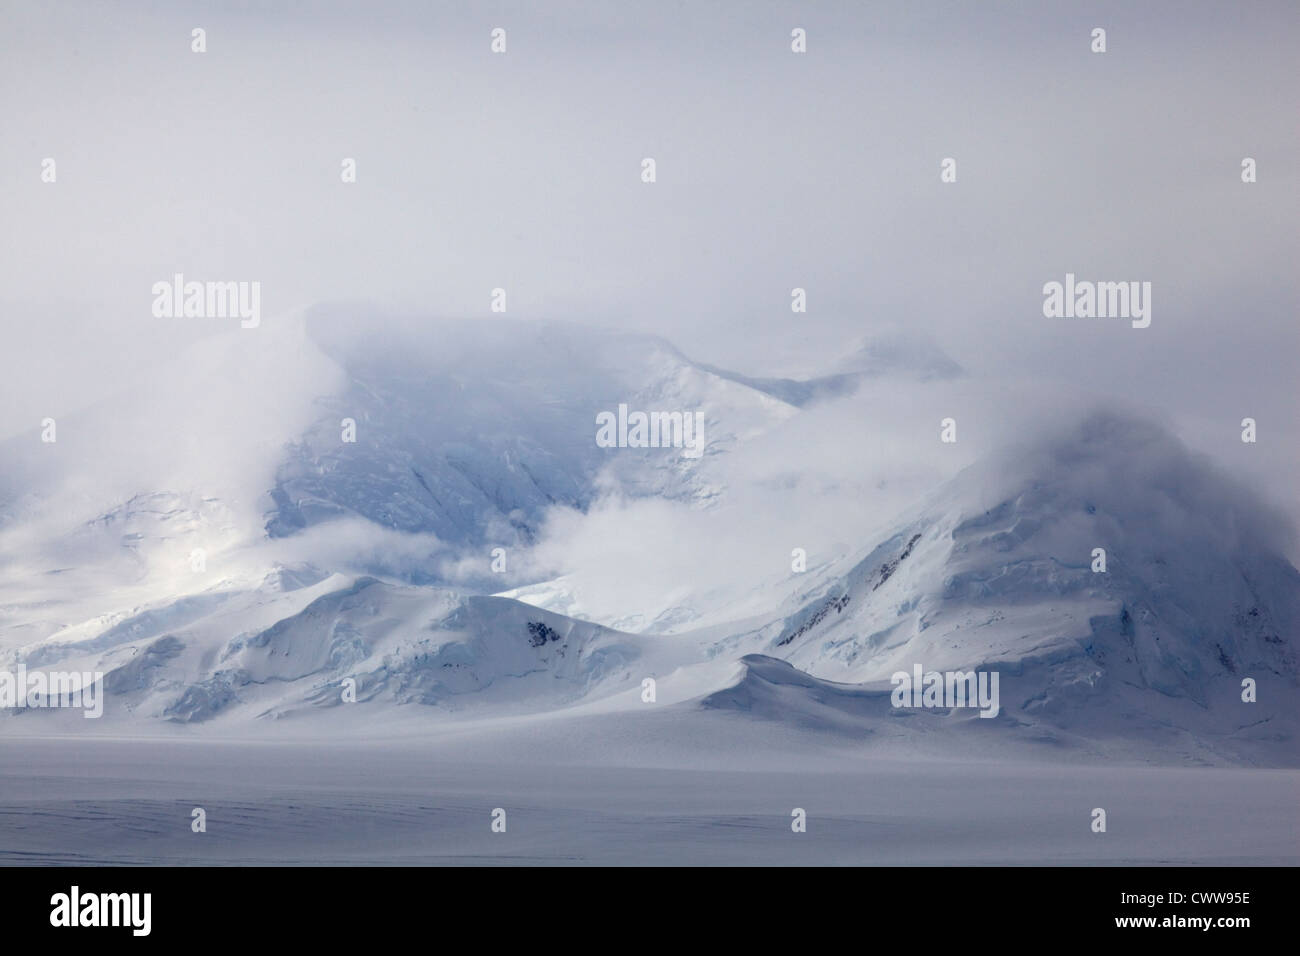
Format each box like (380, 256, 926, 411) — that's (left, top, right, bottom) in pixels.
(714, 411, 1299, 763)
(2, 0, 1297, 875)
(1, 311, 1294, 768)
(264, 307, 800, 553)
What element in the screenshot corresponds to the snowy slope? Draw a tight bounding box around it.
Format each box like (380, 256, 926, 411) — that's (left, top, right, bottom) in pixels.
(1, 303, 1295, 767)
(714, 411, 1300, 762)
(0, 307, 815, 657)
(264, 308, 797, 552)
(1, 567, 695, 725)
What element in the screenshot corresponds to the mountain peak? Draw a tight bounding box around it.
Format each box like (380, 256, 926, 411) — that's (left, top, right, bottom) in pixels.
(756, 408, 1299, 762)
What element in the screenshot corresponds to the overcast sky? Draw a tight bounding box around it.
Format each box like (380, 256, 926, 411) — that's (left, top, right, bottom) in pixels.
(2, 0, 1296, 527)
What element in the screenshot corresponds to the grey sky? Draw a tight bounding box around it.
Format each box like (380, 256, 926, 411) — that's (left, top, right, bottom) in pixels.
(2, 0, 1296, 521)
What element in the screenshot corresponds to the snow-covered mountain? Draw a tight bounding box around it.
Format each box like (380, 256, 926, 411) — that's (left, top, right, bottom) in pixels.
(712, 411, 1300, 763)
(1, 310, 1295, 765)
(0, 307, 810, 724)
(693, 328, 964, 407)
(264, 308, 801, 552)
(0, 306, 812, 612)
(7, 571, 672, 724)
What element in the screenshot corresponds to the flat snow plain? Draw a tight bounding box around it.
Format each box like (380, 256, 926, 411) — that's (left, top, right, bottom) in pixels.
(3, 709, 1295, 865)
